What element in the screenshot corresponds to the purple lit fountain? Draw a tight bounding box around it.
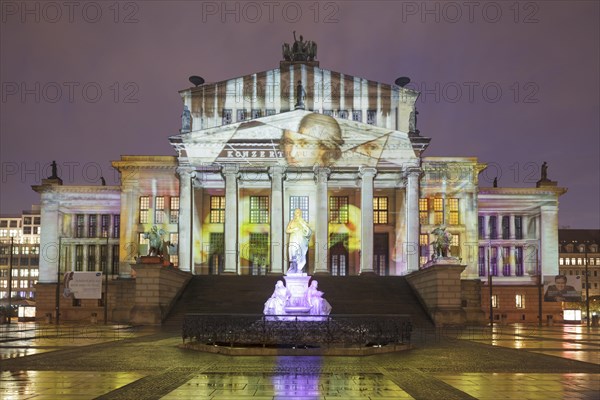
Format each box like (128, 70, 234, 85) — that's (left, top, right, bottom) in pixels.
(263, 209, 331, 321)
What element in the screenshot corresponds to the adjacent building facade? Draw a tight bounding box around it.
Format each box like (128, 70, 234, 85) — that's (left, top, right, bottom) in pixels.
(0, 207, 41, 302)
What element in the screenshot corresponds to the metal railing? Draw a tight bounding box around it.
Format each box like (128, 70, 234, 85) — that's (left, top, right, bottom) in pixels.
(182, 314, 412, 348)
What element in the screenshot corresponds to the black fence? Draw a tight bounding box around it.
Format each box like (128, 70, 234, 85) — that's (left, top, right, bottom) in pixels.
(182, 314, 412, 349)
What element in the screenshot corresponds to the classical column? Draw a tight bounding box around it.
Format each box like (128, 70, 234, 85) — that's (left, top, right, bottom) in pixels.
(509, 214, 516, 240)
(509, 246, 516, 276)
(38, 199, 60, 282)
(176, 168, 194, 272)
(222, 165, 239, 274)
(405, 167, 421, 273)
(540, 205, 559, 276)
(359, 166, 377, 275)
(269, 166, 285, 274)
(313, 166, 330, 275)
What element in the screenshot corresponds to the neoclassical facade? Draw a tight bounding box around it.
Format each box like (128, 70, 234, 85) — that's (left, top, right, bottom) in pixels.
(33, 52, 566, 298)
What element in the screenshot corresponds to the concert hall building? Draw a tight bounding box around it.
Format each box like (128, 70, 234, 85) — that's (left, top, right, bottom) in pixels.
(32, 42, 567, 325)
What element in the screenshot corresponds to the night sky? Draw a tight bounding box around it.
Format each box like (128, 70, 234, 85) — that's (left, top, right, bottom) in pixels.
(1, 1, 598, 228)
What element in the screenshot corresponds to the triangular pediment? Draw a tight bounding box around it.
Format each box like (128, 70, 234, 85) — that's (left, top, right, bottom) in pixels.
(170, 110, 418, 168)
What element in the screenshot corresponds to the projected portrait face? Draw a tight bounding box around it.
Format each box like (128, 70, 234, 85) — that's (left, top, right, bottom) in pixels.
(281, 113, 344, 167)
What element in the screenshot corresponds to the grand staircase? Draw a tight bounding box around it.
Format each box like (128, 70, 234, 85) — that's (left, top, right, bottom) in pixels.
(164, 275, 433, 329)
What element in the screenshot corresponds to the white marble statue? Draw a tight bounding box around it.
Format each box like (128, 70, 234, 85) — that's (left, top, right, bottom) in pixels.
(263, 280, 291, 316)
(286, 208, 312, 273)
(306, 280, 332, 316)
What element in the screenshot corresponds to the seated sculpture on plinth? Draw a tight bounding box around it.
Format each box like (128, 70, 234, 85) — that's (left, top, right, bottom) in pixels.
(286, 208, 312, 274)
(263, 280, 291, 318)
(306, 280, 332, 316)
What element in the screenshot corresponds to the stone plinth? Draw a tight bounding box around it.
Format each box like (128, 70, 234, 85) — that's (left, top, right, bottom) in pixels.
(406, 263, 466, 326)
(129, 262, 192, 325)
(284, 274, 311, 310)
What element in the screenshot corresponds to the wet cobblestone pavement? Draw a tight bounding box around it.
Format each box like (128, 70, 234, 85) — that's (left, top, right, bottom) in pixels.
(1, 323, 598, 399)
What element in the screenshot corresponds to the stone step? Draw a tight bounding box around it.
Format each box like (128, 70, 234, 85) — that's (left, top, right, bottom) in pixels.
(164, 275, 433, 328)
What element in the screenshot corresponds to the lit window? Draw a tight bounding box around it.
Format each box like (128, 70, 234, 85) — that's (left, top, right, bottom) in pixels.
(559, 257, 564, 265)
(250, 196, 269, 224)
(329, 196, 349, 224)
(170, 197, 180, 224)
(88, 215, 98, 238)
(433, 198, 444, 225)
(155, 196, 165, 224)
(101, 215, 110, 238)
(419, 198, 429, 224)
(139, 196, 150, 224)
(516, 294, 525, 309)
(113, 215, 120, 238)
(75, 245, 83, 271)
(450, 234, 460, 257)
(420, 234, 429, 265)
(210, 196, 225, 223)
(76, 214, 85, 238)
(491, 294, 499, 308)
(448, 199, 459, 225)
(290, 196, 309, 222)
(373, 197, 388, 224)
(577, 258, 583, 265)
(565, 258, 571, 265)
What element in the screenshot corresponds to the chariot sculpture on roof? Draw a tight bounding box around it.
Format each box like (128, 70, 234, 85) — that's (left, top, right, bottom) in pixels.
(282, 31, 317, 62)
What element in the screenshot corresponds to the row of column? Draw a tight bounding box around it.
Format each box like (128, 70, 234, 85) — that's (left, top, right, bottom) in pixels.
(177, 165, 422, 275)
(480, 214, 529, 240)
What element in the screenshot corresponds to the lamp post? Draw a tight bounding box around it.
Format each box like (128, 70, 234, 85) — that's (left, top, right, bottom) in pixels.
(583, 241, 590, 329)
(7, 237, 14, 325)
(488, 243, 493, 328)
(104, 234, 109, 325)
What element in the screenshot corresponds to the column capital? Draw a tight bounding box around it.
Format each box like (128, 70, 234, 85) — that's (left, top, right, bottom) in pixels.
(404, 166, 422, 178)
(358, 166, 377, 178)
(268, 165, 286, 178)
(221, 164, 240, 179)
(313, 166, 331, 182)
(176, 167, 196, 179)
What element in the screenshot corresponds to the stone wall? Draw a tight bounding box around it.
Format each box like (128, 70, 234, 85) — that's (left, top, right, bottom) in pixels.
(34, 263, 191, 325)
(480, 284, 564, 324)
(461, 279, 486, 324)
(129, 262, 192, 325)
(406, 264, 466, 326)
(35, 279, 135, 324)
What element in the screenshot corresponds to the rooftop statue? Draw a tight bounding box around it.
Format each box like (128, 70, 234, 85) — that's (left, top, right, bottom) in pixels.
(282, 31, 317, 62)
(541, 161, 548, 181)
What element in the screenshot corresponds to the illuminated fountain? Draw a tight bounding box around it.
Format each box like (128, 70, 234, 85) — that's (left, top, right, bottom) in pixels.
(263, 209, 332, 321)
